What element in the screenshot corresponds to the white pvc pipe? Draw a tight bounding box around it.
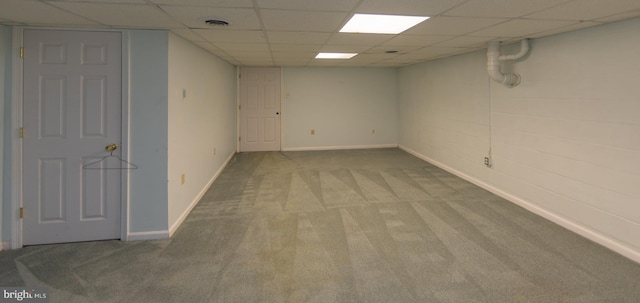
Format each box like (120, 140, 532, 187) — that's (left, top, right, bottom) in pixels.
(499, 39, 529, 61)
(487, 41, 520, 87)
(487, 39, 529, 87)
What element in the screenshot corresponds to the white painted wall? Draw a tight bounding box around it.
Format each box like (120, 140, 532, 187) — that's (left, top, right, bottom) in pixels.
(398, 51, 491, 178)
(398, 17, 640, 261)
(167, 33, 237, 234)
(282, 67, 398, 150)
(128, 30, 169, 236)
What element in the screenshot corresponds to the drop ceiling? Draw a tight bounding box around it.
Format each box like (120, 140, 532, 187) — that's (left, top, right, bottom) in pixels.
(1, 0, 639, 67)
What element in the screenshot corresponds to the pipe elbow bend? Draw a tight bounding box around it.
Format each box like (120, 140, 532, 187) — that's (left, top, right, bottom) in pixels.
(488, 68, 520, 87)
(487, 39, 527, 87)
(499, 39, 530, 61)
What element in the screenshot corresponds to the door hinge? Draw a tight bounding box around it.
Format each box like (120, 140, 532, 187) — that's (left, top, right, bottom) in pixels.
(239, 136, 241, 142)
(238, 105, 241, 110)
(19, 127, 24, 138)
(20, 47, 24, 59)
(19, 207, 24, 219)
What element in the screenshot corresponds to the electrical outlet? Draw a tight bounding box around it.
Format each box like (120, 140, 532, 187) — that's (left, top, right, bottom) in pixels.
(484, 157, 492, 167)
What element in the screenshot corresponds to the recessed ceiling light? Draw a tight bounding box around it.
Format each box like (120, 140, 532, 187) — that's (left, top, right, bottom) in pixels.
(340, 14, 429, 34)
(315, 53, 358, 59)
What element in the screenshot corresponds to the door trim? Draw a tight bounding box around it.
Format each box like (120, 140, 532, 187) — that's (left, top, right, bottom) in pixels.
(238, 66, 283, 152)
(9, 27, 131, 248)
(236, 66, 285, 152)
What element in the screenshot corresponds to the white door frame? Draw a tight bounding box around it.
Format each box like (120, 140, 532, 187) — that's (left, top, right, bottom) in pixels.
(237, 66, 283, 152)
(235, 66, 285, 153)
(9, 27, 131, 248)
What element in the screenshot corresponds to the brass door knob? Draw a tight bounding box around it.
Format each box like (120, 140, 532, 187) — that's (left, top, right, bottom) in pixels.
(105, 144, 118, 152)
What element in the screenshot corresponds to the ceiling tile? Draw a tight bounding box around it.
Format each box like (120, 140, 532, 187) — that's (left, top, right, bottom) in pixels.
(433, 36, 498, 48)
(51, 0, 146, 2)
(525, 0, 640, 21)
(400, 46, 468, 59)
(404, 16, 508, 36)
(382, 57, 424, 65)
(161, 6, 261, 29)
(273, 59, 310, 66)
(219, 57, 241, 65)
(270, 44, 321, 52)
(204, 49, 238, 63)
(326, 33, 393, 45)
(307, 59, 349, 67)
(595, 9, 640, 22)
(391, 53, 441, 63)
(229, 51, 273, 58)
(1, 0, 638, 68)
(171, 28, 207, 42)
(260, 9, 348, 32)
(364, 45, 422, 54)
(340, 60, 383, 67)
(273, 55, 312, 61)
(239, 63, 275, 67)
(50, 2, 184, 28)
(0, 0, 99, 26)
(215, 43, 271, 52)
(235, 59, 275, 66)
(345, 53, 400, 62)
(318, 45, 372, 53)
(193, 41, 223, 52)
(527, 21, 604, 38)
(381, 35, 455, 47)
(356, 0, 467, 16)
(272, 52, 316, 59)
(257, 0, 359, 12)
(443, 0, 573, 18)
(470, 19, 577, 37)
(195, 29, 267, 43)
(266, 31, 331, 44)
(362, 62, 398, 67)
(150, 0, 253, 7)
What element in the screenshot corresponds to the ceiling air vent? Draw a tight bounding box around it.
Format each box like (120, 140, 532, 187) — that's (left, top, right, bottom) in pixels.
(201, 17, 230, 27)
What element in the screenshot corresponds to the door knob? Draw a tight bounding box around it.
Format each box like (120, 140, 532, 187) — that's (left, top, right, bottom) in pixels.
(105, 144, 118, 152)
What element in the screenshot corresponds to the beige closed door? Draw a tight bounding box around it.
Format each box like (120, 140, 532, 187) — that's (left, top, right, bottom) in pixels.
(239, 67, 281, 152)
(22, 29, 122, 245)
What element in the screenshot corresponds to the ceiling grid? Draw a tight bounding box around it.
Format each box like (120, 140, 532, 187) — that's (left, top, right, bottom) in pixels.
(0, 0, 638, 66)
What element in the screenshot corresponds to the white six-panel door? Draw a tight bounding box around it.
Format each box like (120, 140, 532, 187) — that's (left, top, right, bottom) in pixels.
(239, 67, 281, 152)
(22, 30, 122, 245)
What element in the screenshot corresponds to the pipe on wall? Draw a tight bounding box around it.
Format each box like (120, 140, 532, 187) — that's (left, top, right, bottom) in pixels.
(487, 39, 529, 87)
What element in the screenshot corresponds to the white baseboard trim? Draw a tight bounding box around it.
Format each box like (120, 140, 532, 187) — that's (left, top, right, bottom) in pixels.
(399, 145, 640, 264)
(126, 230, 170, 241)
(1, 241, 10, 251)
(168, 151, 236, 236)
(282, 144, 398, 152)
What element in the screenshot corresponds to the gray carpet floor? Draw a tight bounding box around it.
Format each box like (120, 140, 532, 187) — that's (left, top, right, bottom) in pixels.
(1, 148, 639, 302)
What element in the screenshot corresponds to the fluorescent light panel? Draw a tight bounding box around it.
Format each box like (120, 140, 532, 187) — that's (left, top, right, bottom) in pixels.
(315, 53, 358, 59)
(340, 13, 429, 34)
